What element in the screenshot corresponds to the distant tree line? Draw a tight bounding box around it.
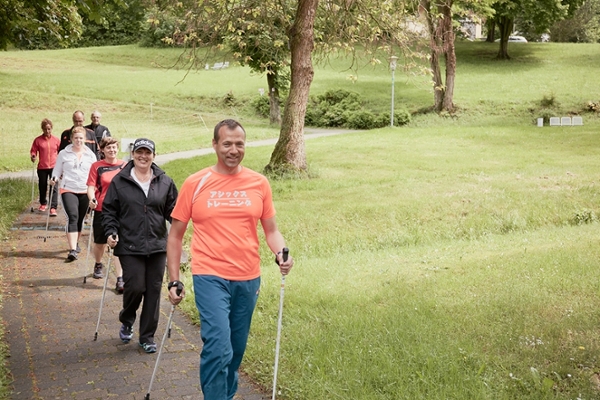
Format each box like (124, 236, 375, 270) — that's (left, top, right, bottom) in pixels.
(1, 0, 598, 52)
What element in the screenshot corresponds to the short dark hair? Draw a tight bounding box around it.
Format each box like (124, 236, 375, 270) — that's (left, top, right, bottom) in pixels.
(213, 119, 246, 143)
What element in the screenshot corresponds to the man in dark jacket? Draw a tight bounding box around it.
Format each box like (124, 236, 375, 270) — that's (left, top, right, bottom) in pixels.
(59, 110, 100, 159)
(85, 110, 111, 159)
(102, 138, 178, 353)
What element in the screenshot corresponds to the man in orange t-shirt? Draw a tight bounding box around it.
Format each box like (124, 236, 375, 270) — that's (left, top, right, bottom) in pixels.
(166, 119, 294, 400)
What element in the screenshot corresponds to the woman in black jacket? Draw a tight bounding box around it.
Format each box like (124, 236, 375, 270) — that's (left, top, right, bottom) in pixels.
(102, 138, 178, 353)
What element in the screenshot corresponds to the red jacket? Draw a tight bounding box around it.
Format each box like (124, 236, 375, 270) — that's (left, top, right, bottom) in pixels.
(30, 134, 60, 170)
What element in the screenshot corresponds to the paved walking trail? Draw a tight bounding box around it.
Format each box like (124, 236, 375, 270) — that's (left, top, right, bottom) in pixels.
(0, 129, 354, 399)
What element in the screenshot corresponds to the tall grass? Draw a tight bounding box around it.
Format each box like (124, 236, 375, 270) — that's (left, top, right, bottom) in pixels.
(164, 124, 600, 399)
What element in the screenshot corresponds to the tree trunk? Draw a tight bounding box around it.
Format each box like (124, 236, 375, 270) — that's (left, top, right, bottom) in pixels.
(422, 0, 455, 113)
(266, 70, 281, 125)
(441, 1, 455, 112)
(496, 16, 513, 59)
(485, 19, 495, 42)
(265, 0, 318, 175)
(430, 50, 444, 112)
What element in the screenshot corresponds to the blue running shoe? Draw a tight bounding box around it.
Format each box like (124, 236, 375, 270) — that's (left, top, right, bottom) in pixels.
(119, 324, 133, 343)
(139, 341, 157, 353)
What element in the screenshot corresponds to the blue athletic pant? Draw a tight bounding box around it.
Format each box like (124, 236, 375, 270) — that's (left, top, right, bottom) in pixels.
(193, 275, 260, 400)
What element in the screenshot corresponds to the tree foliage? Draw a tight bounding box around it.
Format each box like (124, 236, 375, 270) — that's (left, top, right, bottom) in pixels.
(549, 0, 600, 42)
(491, 0, 583, 58)
(0, 0, 83, 50)
(79, 0, 146, 47)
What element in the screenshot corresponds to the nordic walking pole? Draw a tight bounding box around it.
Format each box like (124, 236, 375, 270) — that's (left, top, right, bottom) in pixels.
(93, 235, 114, 341)
(272, 247, 289, 400)
(42, 180, 57, 242)
(30, 163, 36, 212)
(144, 282, 183, 400)
(83, 202, 96, 284)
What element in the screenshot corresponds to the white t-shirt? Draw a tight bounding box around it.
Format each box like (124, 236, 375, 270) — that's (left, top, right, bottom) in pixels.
(130, 169, 152, 197)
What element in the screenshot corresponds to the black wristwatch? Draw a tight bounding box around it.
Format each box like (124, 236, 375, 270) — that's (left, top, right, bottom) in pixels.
(168, 280, 183, 290)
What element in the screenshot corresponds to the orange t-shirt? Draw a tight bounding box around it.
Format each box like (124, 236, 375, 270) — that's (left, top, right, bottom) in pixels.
(171, 166, 276, 280)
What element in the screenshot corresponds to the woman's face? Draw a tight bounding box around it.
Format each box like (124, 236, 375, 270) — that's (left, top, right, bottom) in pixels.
(71, 132, 85, 148)
(132, 148, 154, 169)
(102, 143, 119, 160)
(42, 123, 52, 137)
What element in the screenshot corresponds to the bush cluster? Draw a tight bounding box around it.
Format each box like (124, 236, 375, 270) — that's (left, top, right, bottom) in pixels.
(251, 96, 271, 118)
(305, 89, 411, 129)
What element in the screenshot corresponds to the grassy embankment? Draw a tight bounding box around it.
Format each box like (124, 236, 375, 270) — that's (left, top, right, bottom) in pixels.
(1, 41, 600, 399)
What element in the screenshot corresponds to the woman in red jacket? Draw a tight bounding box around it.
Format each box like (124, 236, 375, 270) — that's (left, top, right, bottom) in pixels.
(30, 118, 60, 216)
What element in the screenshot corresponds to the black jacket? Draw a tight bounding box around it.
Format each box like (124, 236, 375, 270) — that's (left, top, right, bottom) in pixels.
(102, 161, 178, 257)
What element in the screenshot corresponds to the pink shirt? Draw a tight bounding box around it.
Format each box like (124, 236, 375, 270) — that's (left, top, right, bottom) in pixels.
(30, 134, 60, 170)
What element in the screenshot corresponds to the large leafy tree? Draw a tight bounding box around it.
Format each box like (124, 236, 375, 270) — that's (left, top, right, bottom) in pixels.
(492, 0, 583, 58)
(157, 0, 292, 124)
(0, 0, 83, 50)
(161, 0, 420, 173)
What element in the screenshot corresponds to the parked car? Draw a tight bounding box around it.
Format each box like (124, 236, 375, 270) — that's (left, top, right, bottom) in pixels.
(495, 35, 528, 43)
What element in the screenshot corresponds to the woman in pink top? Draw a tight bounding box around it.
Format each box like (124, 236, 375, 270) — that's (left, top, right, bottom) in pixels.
(30, 118, 60, 215)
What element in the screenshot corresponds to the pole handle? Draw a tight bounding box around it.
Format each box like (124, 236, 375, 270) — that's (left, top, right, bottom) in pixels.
(282, 247, 289, 262)
(275, 247, 289, 266)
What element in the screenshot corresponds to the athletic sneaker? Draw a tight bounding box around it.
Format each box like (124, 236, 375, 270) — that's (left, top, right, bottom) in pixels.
(93, 263, 104, 279)
(38, 204, 47, 212)
(116, 277, 124, 294)
(139, 341, 157, 353)
(49, 208, 57, 216)
(119, 324, 133, 343)
(66, 250, 78, 262)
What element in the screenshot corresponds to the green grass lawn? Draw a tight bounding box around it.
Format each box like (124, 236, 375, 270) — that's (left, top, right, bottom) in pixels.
(163, 123, 600, 399)
(1, 42, 599, 172)
(1, 41, 600, 399)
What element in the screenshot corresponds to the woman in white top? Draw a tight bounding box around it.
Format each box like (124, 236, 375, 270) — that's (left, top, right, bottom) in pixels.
(52, 126, 97, 261)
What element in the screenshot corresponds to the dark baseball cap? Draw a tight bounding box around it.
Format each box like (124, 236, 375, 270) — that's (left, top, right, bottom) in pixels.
(132, 138, 155, 153)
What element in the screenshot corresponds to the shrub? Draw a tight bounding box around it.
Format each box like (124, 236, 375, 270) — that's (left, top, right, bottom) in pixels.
(251, 96, 270, 118)
(571, 209, 597, 225)
(222, 91, 238, 107)
(374, 113, 392, 128)
(305, 89, 406, 129)
(305, 93, 355, 127)
(347, 111, 376, 129)
(394, 109, 412, 126)
(540, 93, 558, 108)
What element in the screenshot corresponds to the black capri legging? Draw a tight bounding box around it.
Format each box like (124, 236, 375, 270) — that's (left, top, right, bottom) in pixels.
(61, 192, 89, 233)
